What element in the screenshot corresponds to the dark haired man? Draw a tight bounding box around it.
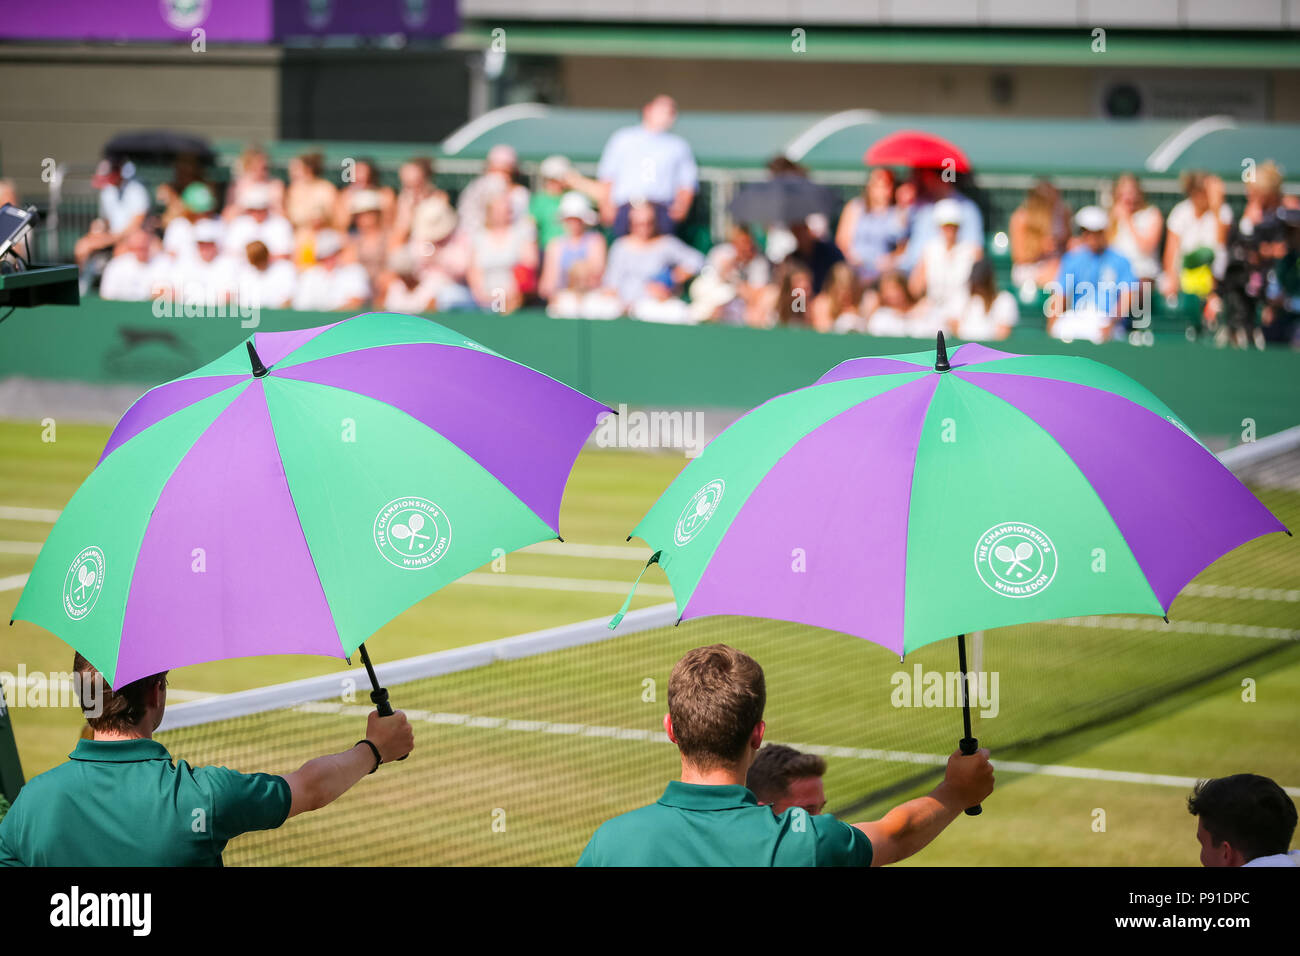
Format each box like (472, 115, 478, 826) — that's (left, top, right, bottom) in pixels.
(578, 644, 993, 866)
(1189, 774, 1299, 867)
(0, 654, 414, 866)
(748, 744, 827, 817)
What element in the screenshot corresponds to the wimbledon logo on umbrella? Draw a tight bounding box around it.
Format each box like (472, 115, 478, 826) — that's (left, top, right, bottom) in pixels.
(974, 522, 1057, 598)
(63, 547, 106, 620)
(374, 497, 451, 570)
(674, 479, 725, 547)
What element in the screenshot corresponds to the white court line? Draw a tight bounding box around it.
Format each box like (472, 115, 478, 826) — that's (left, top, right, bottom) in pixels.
(455, 572, 673, 597)
(281, 700, 1300, 798)
(1059, 615, 1298, 642)
(0, 506, 61, 523)
(0, 573, 29, 592)
(520, 541, 651, 561)
(1182, 583, 1300, 603)
(0, 541, 41, 555)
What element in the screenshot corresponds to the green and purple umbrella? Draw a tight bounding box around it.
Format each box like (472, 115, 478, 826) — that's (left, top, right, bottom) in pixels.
(612, 336, 1288, 810)
(13, 313, 609, 700)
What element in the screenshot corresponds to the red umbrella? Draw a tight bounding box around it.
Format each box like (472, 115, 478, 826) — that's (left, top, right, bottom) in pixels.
(865, 130, 971, 173)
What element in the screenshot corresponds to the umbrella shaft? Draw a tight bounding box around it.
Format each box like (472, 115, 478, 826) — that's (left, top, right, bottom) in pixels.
(957, 633, 973, 741)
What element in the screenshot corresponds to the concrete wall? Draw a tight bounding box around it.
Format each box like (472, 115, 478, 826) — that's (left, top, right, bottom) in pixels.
(558, 57, 1297, 120)
(0, 43, 471, 202)
(0, 44, 281, 196)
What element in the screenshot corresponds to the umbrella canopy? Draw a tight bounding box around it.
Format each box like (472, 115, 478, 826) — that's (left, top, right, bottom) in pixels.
(615, 339, 1287, 655)
(13, 313, 608, 687)
(865, 130, 971, 173)
(729, 175, 843, 225)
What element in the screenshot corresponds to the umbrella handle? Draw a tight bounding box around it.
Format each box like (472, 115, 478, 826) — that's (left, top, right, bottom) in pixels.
(359, 643, 407, 761)
(959, 735, 982, 816)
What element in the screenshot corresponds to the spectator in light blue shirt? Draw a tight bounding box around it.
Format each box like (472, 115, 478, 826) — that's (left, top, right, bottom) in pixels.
(898, 167, 983, 275)
(1047, 205, 1138, 344)
(597, 95, 698, 237)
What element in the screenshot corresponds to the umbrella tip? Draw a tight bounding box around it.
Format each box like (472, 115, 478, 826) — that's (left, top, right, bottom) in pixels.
(246, 340, 269, 378)
(1163, 615, 1170, 624)
(935, 332, 951, 372)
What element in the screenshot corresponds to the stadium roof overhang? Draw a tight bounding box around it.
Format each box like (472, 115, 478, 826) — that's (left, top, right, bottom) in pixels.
(429, 106, 1300, 178)
(449, 23, 1300, 69)
(215, 108, 1300, 180)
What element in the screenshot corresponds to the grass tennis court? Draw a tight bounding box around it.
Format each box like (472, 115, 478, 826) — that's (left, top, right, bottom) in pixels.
(2, 420, 1297, 865)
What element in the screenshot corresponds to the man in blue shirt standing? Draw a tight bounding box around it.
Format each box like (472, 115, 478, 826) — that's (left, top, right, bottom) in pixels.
(596, 95, 698, 237)
(1049, 205, 1138, 344)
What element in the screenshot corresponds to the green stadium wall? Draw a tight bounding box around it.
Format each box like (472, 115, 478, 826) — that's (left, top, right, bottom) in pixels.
(2, 300, 1298, 443)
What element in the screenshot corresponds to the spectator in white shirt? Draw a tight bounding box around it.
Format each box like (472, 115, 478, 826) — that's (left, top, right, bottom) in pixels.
(909, 198, 982, 336)
(954, 259, 1019, 341)
(224, 185, 295, 262)
(381, 247, 440, 314)
(1189, 774, 1298, 868)
(292, 229, 369, 312)
(237, 240, 296, 311)
(1107, 172, 1164, 282)
(75, 160, 151, 282)
(597, 95, 698, 237)
(1162, 171, 1233, 299)
(98, 229, 170, 302)
(169, 217, 240, 308)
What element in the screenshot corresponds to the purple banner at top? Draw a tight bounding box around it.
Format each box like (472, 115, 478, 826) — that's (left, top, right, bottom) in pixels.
(1, 0, 458, 43)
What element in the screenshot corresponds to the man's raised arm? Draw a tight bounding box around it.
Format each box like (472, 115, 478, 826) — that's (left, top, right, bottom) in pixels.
(282, 709, 415, 818)
(855, 748, 994, 866)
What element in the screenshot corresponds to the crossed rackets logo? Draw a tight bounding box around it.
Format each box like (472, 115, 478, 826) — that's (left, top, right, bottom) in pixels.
(63, 546, 106, 621)
(674, 479, 726, 547)
(974, 522, 1057, 598)
(374, 497, 451, 570)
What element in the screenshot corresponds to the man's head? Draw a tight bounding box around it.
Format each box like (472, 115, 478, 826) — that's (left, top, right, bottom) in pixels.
(642, 95, 678, 133)
(400, 157, 435, 191)
(1075, 205, 1110, 253)
(665, 644, 765, 774)
(124, 229, 152, 263)
(194, 217, 222, 261)
(243, 184, 272, 222)
(73, 653, 168, 737)
(627, 201, 659, 239)
(1189, 774, 1298, 866)
(486, 144, 518, 177)
(314, 228, 344, 266)
(91, 159, 124, 190)
(747, 744, 827, 816)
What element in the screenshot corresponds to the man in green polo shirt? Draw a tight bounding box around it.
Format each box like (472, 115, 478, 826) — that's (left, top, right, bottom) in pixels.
(0, 653, 414, 866)
(578, 644, 994, 866)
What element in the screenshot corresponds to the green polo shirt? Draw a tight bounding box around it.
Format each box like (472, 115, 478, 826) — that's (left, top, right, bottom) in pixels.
(577, 781, 873, 867)
(0, 738, 291, 867)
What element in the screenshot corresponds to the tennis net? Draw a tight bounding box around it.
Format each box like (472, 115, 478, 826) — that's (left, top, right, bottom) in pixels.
(156, 428, 1300, 865)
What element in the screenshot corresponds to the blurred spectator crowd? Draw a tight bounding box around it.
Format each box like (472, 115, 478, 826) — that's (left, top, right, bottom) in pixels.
(65, 94, 1300, 348)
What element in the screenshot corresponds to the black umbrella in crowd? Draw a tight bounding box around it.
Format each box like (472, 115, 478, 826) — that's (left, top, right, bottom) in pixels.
(729, 174, 841, 225)
(103, 130, 216, 166)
